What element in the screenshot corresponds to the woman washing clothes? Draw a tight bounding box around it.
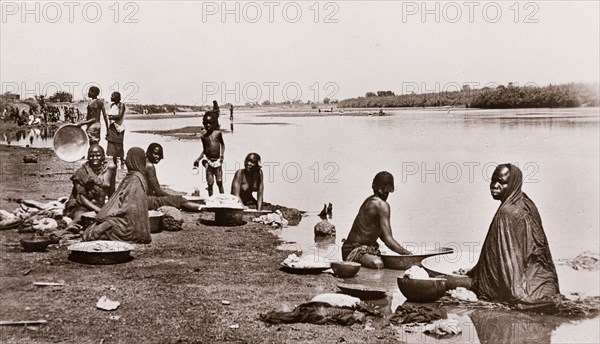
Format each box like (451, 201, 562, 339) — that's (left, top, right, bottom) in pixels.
(231, 153, 264, 211)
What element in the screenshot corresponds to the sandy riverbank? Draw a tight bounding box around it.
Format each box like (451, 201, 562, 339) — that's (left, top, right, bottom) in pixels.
(0, 144, 401, 343)
(1, 142, 599, 343)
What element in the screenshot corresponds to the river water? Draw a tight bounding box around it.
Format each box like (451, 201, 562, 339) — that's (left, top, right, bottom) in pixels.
(2, 107, 599, 342)
(4, 107, 598, 260)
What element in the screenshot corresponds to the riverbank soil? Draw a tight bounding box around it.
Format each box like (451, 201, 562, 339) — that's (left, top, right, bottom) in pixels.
(0, 144, 401, 343)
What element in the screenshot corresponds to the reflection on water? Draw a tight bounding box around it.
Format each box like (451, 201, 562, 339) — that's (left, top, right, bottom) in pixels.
(468, 309, 556, 344)
(1, 109, 598, 262)
(1, 126, 58, 146)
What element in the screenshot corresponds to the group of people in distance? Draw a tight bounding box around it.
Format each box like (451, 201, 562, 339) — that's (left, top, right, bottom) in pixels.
(344, 167, 561, 310)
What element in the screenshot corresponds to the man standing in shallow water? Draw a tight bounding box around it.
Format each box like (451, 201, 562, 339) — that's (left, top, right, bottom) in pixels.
(341, 171, 411, 269)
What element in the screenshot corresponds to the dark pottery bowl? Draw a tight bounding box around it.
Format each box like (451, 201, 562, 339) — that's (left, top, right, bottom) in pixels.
(330, 261, 361, 278)
(397, 276, 447, 302)
(20, 236, 51, 252)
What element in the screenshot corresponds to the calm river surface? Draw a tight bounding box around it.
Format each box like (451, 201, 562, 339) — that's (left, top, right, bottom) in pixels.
(3, 107, 599, 343)
(3, 107, 599, 260)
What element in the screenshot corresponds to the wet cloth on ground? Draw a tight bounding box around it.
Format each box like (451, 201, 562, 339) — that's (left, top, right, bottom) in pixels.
(260, 302, 361, 326)
(390, 305, 446, 325)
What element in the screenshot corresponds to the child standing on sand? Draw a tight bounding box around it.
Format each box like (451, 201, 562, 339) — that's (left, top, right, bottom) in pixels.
(194, 112, 225, 196)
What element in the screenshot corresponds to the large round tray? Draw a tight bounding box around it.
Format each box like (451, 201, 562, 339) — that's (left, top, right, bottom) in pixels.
(53, 124, 89, 162)
(68, 240, 135, 265)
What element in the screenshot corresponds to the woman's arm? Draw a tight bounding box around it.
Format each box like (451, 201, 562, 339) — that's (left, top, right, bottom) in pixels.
(231, 170, 242, 197)
(218, 132, 225, 161)
(101, 102, 109, 129)
(77, 194, 102, 213)
(77, 118, 95, 127)
(256, 170, 264, 211)
(378, 201, 411, 255)
(146, 164, 170, 196)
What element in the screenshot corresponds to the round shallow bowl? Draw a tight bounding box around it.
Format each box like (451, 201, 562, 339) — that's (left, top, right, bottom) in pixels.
(421, 254, 477, 290)
(68, 240, 135, 265)
(53, 124, 89, 162)
(397, 276, 447, 302)
(336, 282, 387, 300)
(380, 247, 454, 270)
(20, 236, 51, 252)
(330, 261, 361, 278)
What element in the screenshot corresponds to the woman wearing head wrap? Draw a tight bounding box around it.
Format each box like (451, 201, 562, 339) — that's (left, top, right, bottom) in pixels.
(469, 164, 560, 311)
(83, 147, 151, 244)
(63, 144, 115, 228)
(231, 153, 264, 211)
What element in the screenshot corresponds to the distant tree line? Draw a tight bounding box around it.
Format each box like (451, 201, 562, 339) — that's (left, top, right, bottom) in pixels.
(339, 83, 599, 109)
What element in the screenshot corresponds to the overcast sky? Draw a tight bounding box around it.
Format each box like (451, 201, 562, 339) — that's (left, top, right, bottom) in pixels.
(1, 0, 599, 104)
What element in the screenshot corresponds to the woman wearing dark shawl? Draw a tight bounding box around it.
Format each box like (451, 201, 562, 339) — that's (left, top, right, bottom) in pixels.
(83, 147, 151, 244)
(469, 164, 560, 311)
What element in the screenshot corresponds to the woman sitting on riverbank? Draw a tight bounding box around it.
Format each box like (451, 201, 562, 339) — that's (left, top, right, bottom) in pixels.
(83, 147, 151, 244)
(64, 144, 115, 230)
(231, 153, 264, 211)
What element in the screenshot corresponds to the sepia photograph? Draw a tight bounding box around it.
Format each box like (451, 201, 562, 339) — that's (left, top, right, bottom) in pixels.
(1, 1, 599, 342)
